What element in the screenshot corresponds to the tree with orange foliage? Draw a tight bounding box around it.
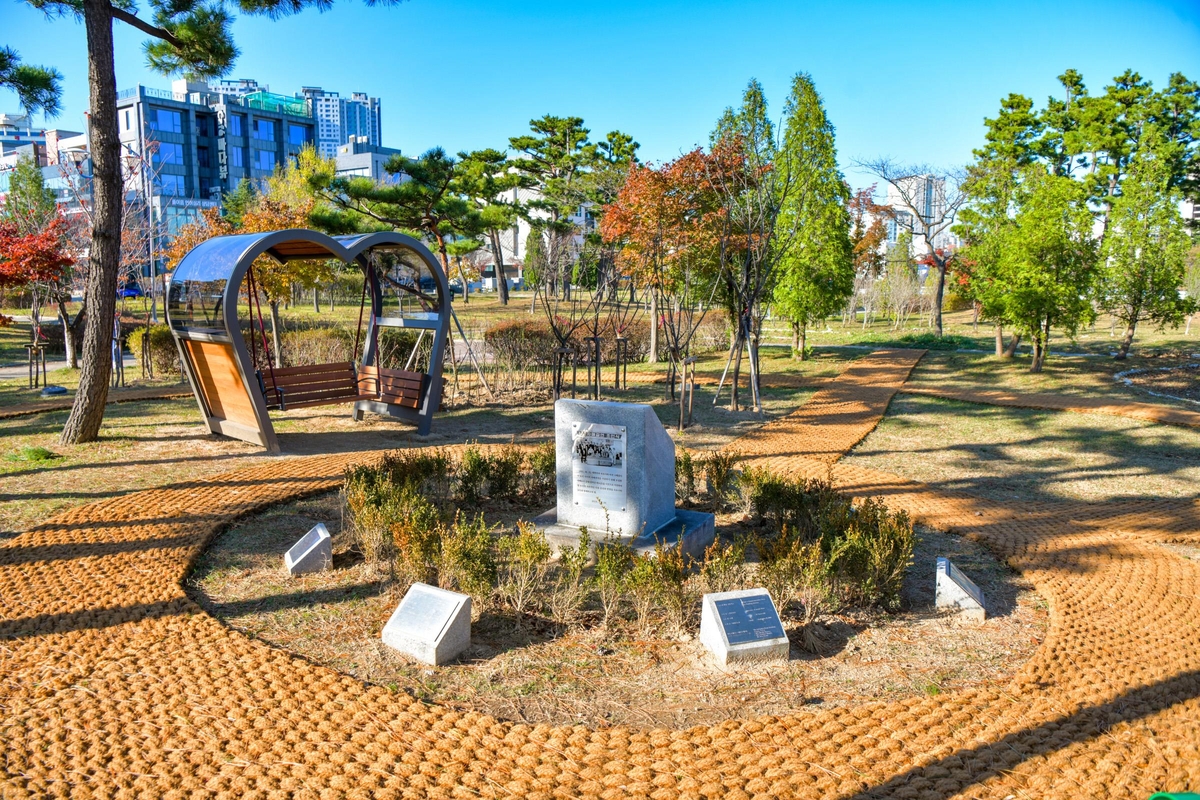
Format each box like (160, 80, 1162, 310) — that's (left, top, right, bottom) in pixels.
(601, 150, 723, 421)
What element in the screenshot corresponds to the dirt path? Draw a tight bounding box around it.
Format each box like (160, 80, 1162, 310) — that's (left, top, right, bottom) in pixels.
(902, 384, 1200, 429)
(2, 348, 1198, 798)
(0, 385, 191, 420)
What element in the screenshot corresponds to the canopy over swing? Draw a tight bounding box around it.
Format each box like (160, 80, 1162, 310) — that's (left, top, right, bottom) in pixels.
(166, 229, 451, 453)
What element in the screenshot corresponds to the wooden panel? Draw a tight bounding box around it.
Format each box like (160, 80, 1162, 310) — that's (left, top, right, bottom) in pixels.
(265, 362, 356, 379)
(185, 339, 258, 428)
(358, 365, 427, 410)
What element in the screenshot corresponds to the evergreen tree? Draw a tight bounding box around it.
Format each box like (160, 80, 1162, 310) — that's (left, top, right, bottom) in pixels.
(455, 148, 532, 305)
(771, 73, 853, 360)
(0, 46, 61, 117)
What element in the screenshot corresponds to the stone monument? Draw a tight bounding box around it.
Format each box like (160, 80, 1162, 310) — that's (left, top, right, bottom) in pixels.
(935, 557, 986, 623)
(533, 399, 714, 558)
(699, 588, 790, 665)
(284, 522, 333, 576)
(381, 582, 472, 665)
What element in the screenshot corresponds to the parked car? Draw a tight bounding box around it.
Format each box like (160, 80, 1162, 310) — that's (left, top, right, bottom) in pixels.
(118, 282, 145, 299)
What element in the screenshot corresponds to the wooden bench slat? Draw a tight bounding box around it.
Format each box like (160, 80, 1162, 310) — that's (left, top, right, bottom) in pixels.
(269, 373, 359, 391)
(265, 362, 356, 378)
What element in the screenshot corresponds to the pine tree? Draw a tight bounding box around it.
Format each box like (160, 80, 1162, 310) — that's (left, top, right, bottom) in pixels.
(771, 73, 854, 360)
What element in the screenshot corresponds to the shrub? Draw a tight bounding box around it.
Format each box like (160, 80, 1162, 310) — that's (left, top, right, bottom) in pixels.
(390, 487, 443, 586)
(378, 328, 426, 371)
(675, 450, 696, 503)
(650, 536, 697, 631)
(700, 450, 741, 510)
(525, 441, 556, 500)
(626, 553, 659, 632)
(692, 312, 732, 353)
(594, 536, 633, 626)
(549, 527, 590, 626)
(497, 521, 552, 623)
(380, 448, 453, 502)
(826, 498, 914, 610)
(699, 537, 747, 595)
(457, 446, 489, 505)
(127, 324, 180, 375)
(487, 445, 526, 502)
(439, 512, 497, 608)
(280, 324, 354, 367)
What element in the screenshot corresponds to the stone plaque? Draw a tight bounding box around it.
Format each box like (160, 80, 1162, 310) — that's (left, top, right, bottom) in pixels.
(571, 422, 627, 512)
(714, 594, 787, 645)
(283, 522, 332, 576)
(700, 588, 790, 665)
(935, 557, 986, 623)
(381, 582, 471, 665)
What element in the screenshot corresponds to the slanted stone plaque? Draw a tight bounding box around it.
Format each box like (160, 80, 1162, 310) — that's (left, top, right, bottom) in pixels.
(935, 557, 986, 623)
(532, 399, 715, 559)
(700, 588, 790, 665)
(381, 582, 471, 666)
(571, 422, 627, 512)
(283, 522, 332, 576)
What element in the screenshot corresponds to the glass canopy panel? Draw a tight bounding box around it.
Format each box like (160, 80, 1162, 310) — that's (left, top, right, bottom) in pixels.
(367, 245, 443, 324)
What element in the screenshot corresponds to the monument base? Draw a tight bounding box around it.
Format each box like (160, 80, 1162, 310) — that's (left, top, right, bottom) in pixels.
(532, 507, 715, 561)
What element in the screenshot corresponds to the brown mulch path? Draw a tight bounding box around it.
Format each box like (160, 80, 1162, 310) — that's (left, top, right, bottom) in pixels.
(902, 385, 1200, 429)
(0, 385, 191, 419)
(3, 347, 1199, 797)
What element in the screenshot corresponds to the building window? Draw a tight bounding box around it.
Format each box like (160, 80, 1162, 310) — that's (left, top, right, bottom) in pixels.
(197, 146, 210, 168)
(156, 174, 185, 196)
(253, 119, 276, 141)
(197, 115, 213, 137)
(123, 110, 131, 130)
(153, 141, 184, 165)
(288, 124, 309, 146)
(229, 114, 245, 137)
(230, 146, 244, 168)
(255, 149, 276, 171)
(148, 108, 182, 134)
(199, 177, 212, 196)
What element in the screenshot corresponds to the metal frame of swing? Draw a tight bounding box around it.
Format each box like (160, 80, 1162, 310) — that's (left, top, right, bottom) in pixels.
(165, 229, 451, 453)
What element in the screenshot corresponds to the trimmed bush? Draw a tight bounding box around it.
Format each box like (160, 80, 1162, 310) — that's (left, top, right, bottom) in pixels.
(127, 324, 180, 375)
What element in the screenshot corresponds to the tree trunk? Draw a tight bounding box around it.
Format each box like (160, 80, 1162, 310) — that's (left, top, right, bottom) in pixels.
(61, 0, 120, 444)
(269, 300, 283, 368)
(648, 292, 658, 364)
(1003, 332, 1022, 358)
(994, 323, 1004, 357)
(791, 321, 800, 358)
(490, 230, 509, 305)
(798, 321, 807, 361)
(972, 301, 981, 331)
(931, 262, 947, 337)
(57, 297, 77, 369)
(1031, 318, 1051, 373)
(313, 289, 320, 313)
(456, 256, 470, 305)
(1116, 320, 1137, 360)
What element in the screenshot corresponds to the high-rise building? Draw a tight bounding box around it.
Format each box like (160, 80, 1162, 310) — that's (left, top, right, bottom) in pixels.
(299, 87, 382, 158)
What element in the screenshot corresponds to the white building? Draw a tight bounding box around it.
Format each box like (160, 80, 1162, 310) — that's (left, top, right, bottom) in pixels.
(299, 87, 382, 158)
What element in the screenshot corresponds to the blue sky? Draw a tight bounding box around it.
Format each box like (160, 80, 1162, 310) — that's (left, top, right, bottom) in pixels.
(4, 0, 1199, 188)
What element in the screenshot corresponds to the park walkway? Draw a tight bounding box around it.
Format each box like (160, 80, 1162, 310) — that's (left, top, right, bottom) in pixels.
(2, 349, 1198, 798)
(902, 384, 1200, 429)
(0, 385, 191, 420)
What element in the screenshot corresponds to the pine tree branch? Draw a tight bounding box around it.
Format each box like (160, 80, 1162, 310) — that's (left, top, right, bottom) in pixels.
(109, 7, 183, 49)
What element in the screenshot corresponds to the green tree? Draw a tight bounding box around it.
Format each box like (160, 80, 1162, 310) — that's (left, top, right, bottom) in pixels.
(1099, 139, 1194, 359)
(24, 0, 401, 445)
(1, 155, 56, 234)
(0, 46, 61, 117)
(221, 178, 256, 227)
(522, 226, 547, 313)
(771, 73, 853, 360)
(310, 147, 479, 302)
(455, 148, 530, 305)
(995, 168, 1099, 372)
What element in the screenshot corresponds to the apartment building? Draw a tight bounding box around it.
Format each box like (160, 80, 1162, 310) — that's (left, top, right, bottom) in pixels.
(299, 87, 383, 158)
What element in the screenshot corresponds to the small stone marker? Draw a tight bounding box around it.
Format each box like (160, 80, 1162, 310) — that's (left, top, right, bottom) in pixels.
(283, 522, 332, 576)
(935, 557, 986, 623)
(533, 399, 715, 559)
(699, 588, 790, 665)
(381, 582, 471, 666)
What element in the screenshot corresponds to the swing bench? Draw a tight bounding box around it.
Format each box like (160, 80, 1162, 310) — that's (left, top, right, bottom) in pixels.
(166, 229, 451, 453)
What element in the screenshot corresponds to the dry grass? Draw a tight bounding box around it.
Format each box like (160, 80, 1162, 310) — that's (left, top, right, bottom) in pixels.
(843, 393, 1200, 503)
(188, 491, 1045, 729)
